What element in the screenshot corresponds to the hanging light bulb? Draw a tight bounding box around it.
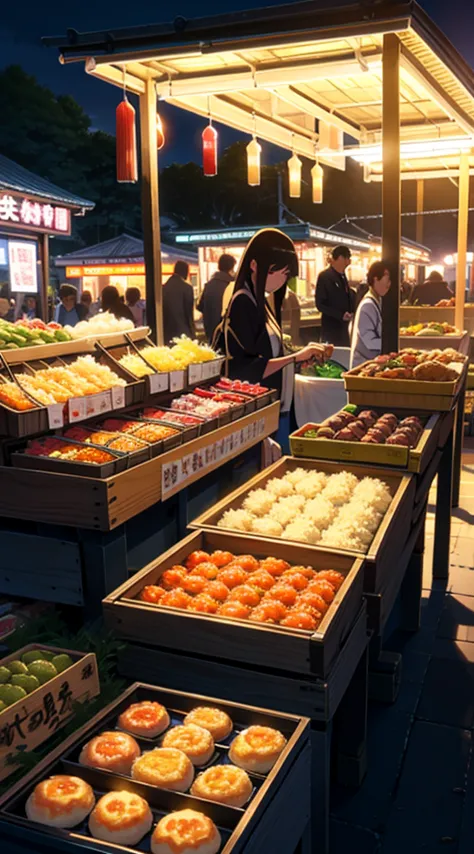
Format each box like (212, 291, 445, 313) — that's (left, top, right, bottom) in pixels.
(311, 160, 323, 204)
(247, 113, 261, 186)
(288, 146, 302, 198)
(157, 111, 165, 151)
(202, 100, 218, 177)
(116, 66, 138, 183)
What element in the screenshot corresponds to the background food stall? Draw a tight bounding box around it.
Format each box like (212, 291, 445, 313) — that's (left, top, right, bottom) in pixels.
(55, 233, 199, 306)
(0, 153, 94, 322)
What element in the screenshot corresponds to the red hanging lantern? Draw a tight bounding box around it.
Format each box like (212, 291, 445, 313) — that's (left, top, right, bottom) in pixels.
(116, 95, 138, 183)
(157, 112, 165, 151)
(202, 122, 218, 177)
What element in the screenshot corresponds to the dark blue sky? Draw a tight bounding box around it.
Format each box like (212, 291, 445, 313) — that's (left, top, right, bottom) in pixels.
(2, 0, 474, 165)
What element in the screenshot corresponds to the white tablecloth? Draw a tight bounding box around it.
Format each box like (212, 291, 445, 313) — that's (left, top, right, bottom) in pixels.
(294, 347, 350, 427)
(399, 332, 470, 355)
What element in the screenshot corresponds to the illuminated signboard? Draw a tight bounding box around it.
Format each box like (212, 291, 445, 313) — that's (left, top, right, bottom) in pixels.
(0, 192, 71, 236)
(66, 264, 146, 277)
(8, 241, 38, 293)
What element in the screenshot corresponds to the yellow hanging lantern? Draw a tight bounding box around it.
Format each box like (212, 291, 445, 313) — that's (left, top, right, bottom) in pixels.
(311, 161, 323, 203)
(247, 136, 262, 186)
(288, 152, 302, 198)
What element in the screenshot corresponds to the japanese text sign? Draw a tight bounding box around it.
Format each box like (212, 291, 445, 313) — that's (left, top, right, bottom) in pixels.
(0, 192, 71, 236)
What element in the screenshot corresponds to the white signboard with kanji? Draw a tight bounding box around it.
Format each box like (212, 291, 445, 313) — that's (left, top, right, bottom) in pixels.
(0, 192, 71, 236)
(8, 241, 38, 293)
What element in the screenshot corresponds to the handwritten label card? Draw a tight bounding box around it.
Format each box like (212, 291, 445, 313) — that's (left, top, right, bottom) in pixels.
(149, 372, 169, 395)
(85, 391, 112, 419)
(170, 371, 185, 392)
(188, 363, 203, 385)
(111, 386, 126, 410)
(68, 397, 86, 423)
(47, 403, 64, 430)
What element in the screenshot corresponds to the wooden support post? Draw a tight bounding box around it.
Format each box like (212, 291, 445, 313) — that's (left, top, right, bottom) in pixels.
(455, 152, 469, 334)
(433, 427, 453, 580)
(140, 79, 163, 344)
(416, 179, 424, 246)
(40, 233, 50, 323)
(381, 33, 401, 354)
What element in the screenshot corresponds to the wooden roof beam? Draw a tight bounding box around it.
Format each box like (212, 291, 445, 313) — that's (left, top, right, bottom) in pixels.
(273, 85, 361, 140)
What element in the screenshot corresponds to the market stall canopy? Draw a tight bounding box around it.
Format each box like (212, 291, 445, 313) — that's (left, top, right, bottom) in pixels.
(0, 153, 95, 211)
(54, 233, 198, 270)
(44, 0, 474, 179)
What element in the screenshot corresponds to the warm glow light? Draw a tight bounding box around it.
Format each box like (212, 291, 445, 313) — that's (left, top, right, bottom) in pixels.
(247, 136, 262, 186)
(346, 137, 473, 165)
(288, 153, 302, 198)
(157, 112, 165, 150)
(202, 123, 218, 176)
(311, 162, 323, 203)
(444, 254, 454, 266)
(116, 97, 138, 183)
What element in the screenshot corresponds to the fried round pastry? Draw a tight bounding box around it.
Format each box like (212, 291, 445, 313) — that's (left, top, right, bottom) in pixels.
(246, 570, 275, 592)
(281, 572, 309, 592)
(217, 566, 248, 589)
(184, 706, 233, 742)
(131, 748, 194, 792)
(191, 765, 253, 808)
(248, 601, 287, 624)
(151, 808, 221, 854)
(281, 611, 319, 631)
(160, 590, 193, 610)
(189, 562, 219, 580)
(140, 585, 166, 604)
(231, 555, 259, 572)
(204, 580, 229, 601)
(218, 601, 252, 620)
(181, 575, 208, 595)
(306, 580, 335, 603)
(185, 551, 210, 570)
(79, 732, 140, 776)
(210, 550, 234, 568)
(316, 570, 345, 591)
(229, 725, 287, 773)
(265, 584, 298, 607)
(187, 594, 219, 615)
(161, 567, 187, 590)
(162, 724, 214, 766)
(88, 791, 153, 845)
(26, 775, 95, 828)
(296, 591, 328, 615)
(228, 584, 262, 607)
(118, 701, 170, 739)
(259, 558, 290, 577)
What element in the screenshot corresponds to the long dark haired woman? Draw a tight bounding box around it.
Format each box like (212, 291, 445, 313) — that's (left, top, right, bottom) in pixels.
(214, 229, 330, 404)
(100, 285, 134, 323)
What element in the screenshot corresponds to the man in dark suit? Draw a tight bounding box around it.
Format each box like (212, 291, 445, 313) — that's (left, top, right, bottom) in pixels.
(162, 260, 195, 344)
(316, 245, 354, 346)
(197, 253, 236, 342)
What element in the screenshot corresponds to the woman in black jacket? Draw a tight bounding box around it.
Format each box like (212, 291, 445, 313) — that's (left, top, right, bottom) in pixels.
(214, 229, 329, 404)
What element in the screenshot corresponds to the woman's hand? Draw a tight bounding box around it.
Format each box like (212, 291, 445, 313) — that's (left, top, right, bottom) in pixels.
(295, 342, 333, 364)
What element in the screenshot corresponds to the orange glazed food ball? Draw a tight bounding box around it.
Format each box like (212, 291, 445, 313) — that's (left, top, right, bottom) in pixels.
(132, 748, 194, 792)
(265, 584, 298, 607)
(151, 808, 221, 854)
(187, 595, 219, 615)
(284, 566, 316, 581)
(297, 591, 328, 615)
(185, 551, 211, 570)
(161, 567, 187, 590)
(231, 555, 259, 573)
(118, 701, 170, 738)
(79, 732, 140, 776)
(218, 566, 248, 589)
(191, 766, 252, 808)
(26, 776, 95, 828)
(306, 580, 335, 603)
(181, 575, 208, 595)
(281, 611, 318, 631)
(161, 590, 193, 610)
(249, 601, 287, 624)
(281, 572, 309, 592)
(229, 726, 287, 773)
(204, 580, 229, 602)
(189, 562, 218, 580)
(317, 570, 345, 591)
(162, 724, 215, 766)
(218, 601, 252, 621)
(210, 550, 234, 568)
(184, 706, 233, 742)
(88, 791, 153, 846)
(259, 558, 290, 577)
(140, 585, 166, 604)
(228, 585, 262, 607)
(246, 570, 275, 592)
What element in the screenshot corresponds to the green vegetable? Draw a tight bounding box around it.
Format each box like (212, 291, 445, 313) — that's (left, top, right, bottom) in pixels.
(343, 404, 358, 414)
(51, 653, 73, 673)
(0, 700, 6, 713)
(37, 331, 56, 344)
(4, 342, 19, 350)
(0, 666, 11, 684)
(6, 660, 28, 676)
(0, 684, 27, 706)
(54, 329, 72, 342)
(22, 650, 46, 665)
(11, 326, 34, 340)
(11, 674, 40, 693)
(9, 333, 28, 347)
(27, 660, 57, 684)
(0, 329, 12, 343)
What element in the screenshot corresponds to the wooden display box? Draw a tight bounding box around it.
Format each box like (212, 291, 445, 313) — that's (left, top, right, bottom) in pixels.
(289, 410, 441, 474)
(0, 644, 99, 783)
(343, 359, 467, 412)
(0, 682, 310, 854)
(190, 456, 415, 595)
(103, 529, 364, 679)
(0, 327, 151, 366)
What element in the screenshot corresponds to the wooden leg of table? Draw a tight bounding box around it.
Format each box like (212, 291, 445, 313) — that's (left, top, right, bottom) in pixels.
(333, 645, 368, 787)
(79, 526, 128, 618)
(452, 385, 466, 509)
(400, 510, 425, 633)
(433, 427, 454, 580)
(311, 726, 331, 854)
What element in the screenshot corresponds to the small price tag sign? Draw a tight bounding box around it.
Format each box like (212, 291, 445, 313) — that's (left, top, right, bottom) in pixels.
(161, 459, 181, 497)
(170, 371, 185, 392)
(149, 372, 169, 395)
(85, 391, 112, 419)
(68, 397, 86, 423)
(201, 362, 214, 381)
(111, 386, 126, 410)
(47, 403, 64, 430)
(188, 363, 203, 385)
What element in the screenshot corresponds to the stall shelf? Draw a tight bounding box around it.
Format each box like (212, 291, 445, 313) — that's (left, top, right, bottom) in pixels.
(0, 682, 311, 854)
(0, 326, 151, 365)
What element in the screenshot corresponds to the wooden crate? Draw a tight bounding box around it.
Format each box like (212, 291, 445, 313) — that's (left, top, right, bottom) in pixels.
(0, 644, 99, 783)
(289, 409, 441, 474)
(1, 327, 151, 365)
(343, 359, 467, 412)
(0, 402, 280, 531)
(190, 456, 415, 595)
(103, 529, 364, 678)
(0, 682, 310, 854)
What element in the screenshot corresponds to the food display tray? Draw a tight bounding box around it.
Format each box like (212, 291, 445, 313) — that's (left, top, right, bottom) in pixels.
(103, 528, 364, 678)
(343, 359, 467, 412)
(87, 416, 183, 459)
(289, 409, 441, 473)
(190, 456, 415, 595)
(0, 682, 310, 854)
(10, 437, 127, 478)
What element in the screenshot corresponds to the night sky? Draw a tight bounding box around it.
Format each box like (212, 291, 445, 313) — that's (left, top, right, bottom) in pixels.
(2, 0, 474, 166)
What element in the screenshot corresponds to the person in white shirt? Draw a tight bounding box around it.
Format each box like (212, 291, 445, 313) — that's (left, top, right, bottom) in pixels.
(350, 261, 391, 369)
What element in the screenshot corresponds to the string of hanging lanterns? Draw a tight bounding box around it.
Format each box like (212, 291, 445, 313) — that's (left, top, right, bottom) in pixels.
(116, 66, 138, 183)
(246, 113, 262, 186)
(311, 145, 324, 204)
(287, 137, 302, 198)
(202, 98, 218, 177)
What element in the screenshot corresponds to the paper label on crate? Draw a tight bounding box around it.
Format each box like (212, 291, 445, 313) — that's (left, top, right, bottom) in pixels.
(170, 370, 185, 392)
(47, 403, 64, 430)
(161, 459, 182, 496)
(188, 363, 203, 385)
(149, 372, 169, 395)
(111, 386, 126, 410)
(84, 391, 112, 419)
(68, 397, 87, 423)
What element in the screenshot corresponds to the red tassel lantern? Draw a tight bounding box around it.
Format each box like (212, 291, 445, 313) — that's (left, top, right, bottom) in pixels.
(202, 123, 218, 176)
(116, 96, 138, 183)
(157, 112, 165, 151)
